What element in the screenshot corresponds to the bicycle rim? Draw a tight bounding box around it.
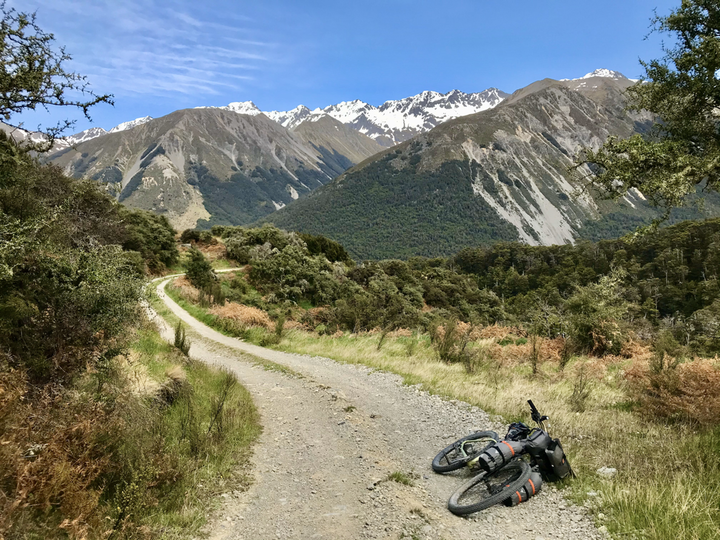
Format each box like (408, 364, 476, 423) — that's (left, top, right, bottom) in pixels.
(447, 460, 531, 515)
(432, 431, 498, 473)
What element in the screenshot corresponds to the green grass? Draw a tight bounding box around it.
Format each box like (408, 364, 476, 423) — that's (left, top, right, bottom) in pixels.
(387, 471, 415, 486)
(119, 327, 262, 538)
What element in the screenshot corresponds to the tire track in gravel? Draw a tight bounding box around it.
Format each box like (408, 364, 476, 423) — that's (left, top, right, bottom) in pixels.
(152, 278, 606, 540)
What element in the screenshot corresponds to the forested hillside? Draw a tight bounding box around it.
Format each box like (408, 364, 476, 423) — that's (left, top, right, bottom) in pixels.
(263, 74, 720, 258)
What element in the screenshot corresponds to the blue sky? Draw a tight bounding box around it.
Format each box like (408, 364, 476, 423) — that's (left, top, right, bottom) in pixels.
(12, 0, 678, 134)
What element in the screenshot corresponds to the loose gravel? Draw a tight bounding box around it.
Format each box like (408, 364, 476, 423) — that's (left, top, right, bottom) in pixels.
(153, 279, 607, 540)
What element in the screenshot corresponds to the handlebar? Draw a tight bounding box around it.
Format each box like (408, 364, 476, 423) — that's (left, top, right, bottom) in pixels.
(527, 400, 549, 430)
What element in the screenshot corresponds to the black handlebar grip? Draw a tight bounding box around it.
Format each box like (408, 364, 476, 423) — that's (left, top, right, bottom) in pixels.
(528, 400, 542, 424)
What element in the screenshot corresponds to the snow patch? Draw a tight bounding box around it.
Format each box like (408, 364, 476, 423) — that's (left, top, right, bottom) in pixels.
(109, 116, 153, 133)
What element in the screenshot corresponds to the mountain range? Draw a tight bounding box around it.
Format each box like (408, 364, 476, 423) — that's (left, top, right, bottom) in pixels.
(48, 108, 384, 229)
(47, 87, 509, 151)
(45, 85, 511, 229)
(45, 68, 720, 258)
(263, 70, 720, 258)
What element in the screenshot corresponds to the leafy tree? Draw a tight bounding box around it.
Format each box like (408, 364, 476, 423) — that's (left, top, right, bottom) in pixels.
(0, 3, 112, 150)
(579, 0, 720, 215)
(565, 268, 631, 355)
(299, 232, 352, 263)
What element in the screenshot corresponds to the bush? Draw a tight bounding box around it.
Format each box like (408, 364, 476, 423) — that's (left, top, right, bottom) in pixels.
(565, 269, 629, 355)
(431, 319, 472, 364)
(180, 229, 216, 245)
(174, 321, 191, 356)
(121, 208, 178, 272)
(185, 247, 216, 291)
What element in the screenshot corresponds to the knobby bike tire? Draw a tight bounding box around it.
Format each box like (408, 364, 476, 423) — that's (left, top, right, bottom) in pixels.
(447, 460, 532, 515)
(431, 431, 499, 473)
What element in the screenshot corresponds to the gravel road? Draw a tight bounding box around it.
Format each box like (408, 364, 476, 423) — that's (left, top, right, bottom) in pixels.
(152, 278, 606, 540)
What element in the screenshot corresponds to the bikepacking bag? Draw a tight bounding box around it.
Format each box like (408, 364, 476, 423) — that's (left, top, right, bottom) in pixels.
(542, 439, 572, 480)
(476, 440, 525, 473)
(504, 471, 542, 507)
(525, 429, 572, 481)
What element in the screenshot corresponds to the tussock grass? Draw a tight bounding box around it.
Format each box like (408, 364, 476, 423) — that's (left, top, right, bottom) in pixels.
(109, 327, 261, 538)
(0, 323, 260, 540)
(387, 471, 415, 486)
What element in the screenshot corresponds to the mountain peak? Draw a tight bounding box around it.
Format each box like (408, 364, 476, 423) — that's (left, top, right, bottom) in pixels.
(223, 101, 262, 116)
(581, 68, 627, 80)
(561, 69, 628, 82)
(108, 116, 153, 134)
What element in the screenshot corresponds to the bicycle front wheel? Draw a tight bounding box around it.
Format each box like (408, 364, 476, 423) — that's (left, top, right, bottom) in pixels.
(447, 460, 531, 515)
(431, 431, 499, 473)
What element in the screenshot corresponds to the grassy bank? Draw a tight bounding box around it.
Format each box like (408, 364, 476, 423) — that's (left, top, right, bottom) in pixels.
(164, 274, 720, 540)
(0, 324, 260, 540)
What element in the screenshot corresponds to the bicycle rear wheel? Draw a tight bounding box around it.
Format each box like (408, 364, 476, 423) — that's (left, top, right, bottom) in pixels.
(431, 431, 498, 473)
(447, 460, 531, 515)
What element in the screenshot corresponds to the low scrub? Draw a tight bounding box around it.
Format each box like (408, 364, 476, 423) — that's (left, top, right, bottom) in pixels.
(0, 327, 260, 540)
(166, 270, 720, 539)
(208, 302, 274, 329)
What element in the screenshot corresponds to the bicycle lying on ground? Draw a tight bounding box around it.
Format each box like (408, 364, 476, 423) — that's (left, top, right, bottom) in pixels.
(432, 400, 574, 515)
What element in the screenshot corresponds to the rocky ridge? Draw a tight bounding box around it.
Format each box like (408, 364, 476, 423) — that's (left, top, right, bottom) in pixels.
(48, 107, 384, 229)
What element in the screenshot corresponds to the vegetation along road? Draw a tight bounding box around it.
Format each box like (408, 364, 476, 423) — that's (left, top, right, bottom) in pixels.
(153, 277, 605, 540)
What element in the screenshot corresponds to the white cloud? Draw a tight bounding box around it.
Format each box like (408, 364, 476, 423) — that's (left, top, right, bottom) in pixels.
(7, 0, 279, 98)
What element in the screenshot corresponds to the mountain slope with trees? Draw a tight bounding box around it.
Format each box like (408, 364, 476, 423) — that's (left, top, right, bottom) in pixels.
(263, 72, 720, 259)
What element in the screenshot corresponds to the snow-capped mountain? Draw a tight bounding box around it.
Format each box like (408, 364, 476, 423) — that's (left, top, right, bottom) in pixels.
(46, 68, 629, 156)
(108, 116, 154, 134)
(266, 73, 659, 258)
(68, 126, 108, 143)
(333, 88, 509, 145)
(561, 68, 635, 82)
(265, 105, 320, 130)
(44, 85, 509, 152)
(252, 88, 510, 146)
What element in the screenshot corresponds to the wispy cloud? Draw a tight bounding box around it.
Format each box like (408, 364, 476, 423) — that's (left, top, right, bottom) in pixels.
(9, 0, 280, 99)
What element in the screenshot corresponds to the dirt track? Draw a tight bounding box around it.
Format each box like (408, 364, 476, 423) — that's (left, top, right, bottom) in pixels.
(152, 278, 605, 540)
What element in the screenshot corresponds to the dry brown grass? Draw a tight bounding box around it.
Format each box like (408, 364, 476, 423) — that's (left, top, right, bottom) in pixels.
(116, 351, 161, 397)
(208, 302, 273, 329)
(172, 276, 200, 303)
(626, 356, 720, 426)
(388, 328, 413, 338)
(283, 320, 306, 331)
(478, 324, 513, 340)
(199, 243, 227, 261)
(0, 369, 117, 539)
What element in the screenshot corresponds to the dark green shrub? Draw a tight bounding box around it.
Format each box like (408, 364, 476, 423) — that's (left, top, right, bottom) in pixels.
(299, 232, 352, 263)
(180, 229, 215, 245)
(120, 208, 178, 271)
(186, 248, 215, 291)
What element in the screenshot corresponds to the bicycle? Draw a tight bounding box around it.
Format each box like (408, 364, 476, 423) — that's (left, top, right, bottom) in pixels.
(433, 400, 574, 515)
